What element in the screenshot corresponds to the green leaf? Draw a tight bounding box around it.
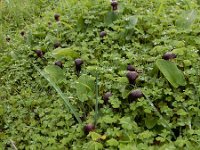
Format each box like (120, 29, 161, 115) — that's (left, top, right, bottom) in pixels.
(177, 109, 187, 116)
(172, 48, 187, 56)
(119, 117, 132, 130)
(83, 141, 103, 150)
(119, 144, 137, 150)
(0, 105, 4, 116)
(156, 59, 186, 88)
(106, 138, 119, 147)
(89, 132, 101, 141)
(176, 10, 197, 29)
(32, 31, 46, 38)
(52, 47, 79, 59)
(44, 65, 65, 83)
(126, 16, 138, 29)
(75, 74, 95, 102)
(104, 11, 118, 25)
(102, 115, 116, 124)
(109, 97, 121, 108)
(145, 115, 157, 129)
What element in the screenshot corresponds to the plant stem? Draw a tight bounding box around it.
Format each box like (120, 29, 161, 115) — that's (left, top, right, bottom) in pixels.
(10, 139, 18, 150)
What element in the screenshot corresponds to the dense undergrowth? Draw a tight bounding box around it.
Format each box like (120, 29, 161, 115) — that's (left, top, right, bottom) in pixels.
(1, 0, 200, 149)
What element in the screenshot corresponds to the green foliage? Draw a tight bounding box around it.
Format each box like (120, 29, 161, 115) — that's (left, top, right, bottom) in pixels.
(1, 0, 200, 149)
(44, 65, 65, 83)
(176, 9, 198, 29)
(75, 74, 95, 102)
(52, 47, 79, 59)
(34, 64, 82, 123)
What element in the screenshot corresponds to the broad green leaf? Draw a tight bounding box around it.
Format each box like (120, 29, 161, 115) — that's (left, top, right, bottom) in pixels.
(106, 138, 119, 147)
(75, 74, 95, 102)
(129, 16, 138, 26)
(176, 10, 197, 29)
(145, 115, 157, 129)
(52, 47, 79, 59)
(88, 132, 101, 141)
(126, 16, 138, 29)
(104, 11, 118, 25)
(172, 47, 187, 55)
(101, 115, 116, 124)
(44, 65, 65, 83)
(156, 59, 186, 88)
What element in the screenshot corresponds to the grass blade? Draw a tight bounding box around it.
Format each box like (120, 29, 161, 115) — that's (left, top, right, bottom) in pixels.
(33, 64, 82, 124)
(94, 71, 99, 126)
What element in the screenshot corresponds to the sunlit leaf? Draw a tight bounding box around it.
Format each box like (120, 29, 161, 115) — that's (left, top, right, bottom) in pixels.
(89, 132, 101, 141)
(52, 47, 79, 59)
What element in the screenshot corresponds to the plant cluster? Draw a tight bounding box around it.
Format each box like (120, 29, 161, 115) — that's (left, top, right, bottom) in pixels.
(1, 0, 200, 149)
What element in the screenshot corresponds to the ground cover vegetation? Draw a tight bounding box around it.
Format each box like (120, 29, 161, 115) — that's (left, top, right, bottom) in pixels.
(1, 0, 200, 149)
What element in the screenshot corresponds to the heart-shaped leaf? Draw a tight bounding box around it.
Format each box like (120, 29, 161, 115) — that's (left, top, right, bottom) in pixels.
(156, 59, 186, 88)
(44, 65, 65, 83)
(75, 74, 95, 102)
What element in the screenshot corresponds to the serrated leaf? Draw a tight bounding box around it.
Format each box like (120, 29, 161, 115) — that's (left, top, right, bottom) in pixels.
(52, 47, 79, 59)
(75, 74, 95, 102)
(109, 97, 121, 108)
(156, 59, 186, 88)
(44, 65, 65, 83)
